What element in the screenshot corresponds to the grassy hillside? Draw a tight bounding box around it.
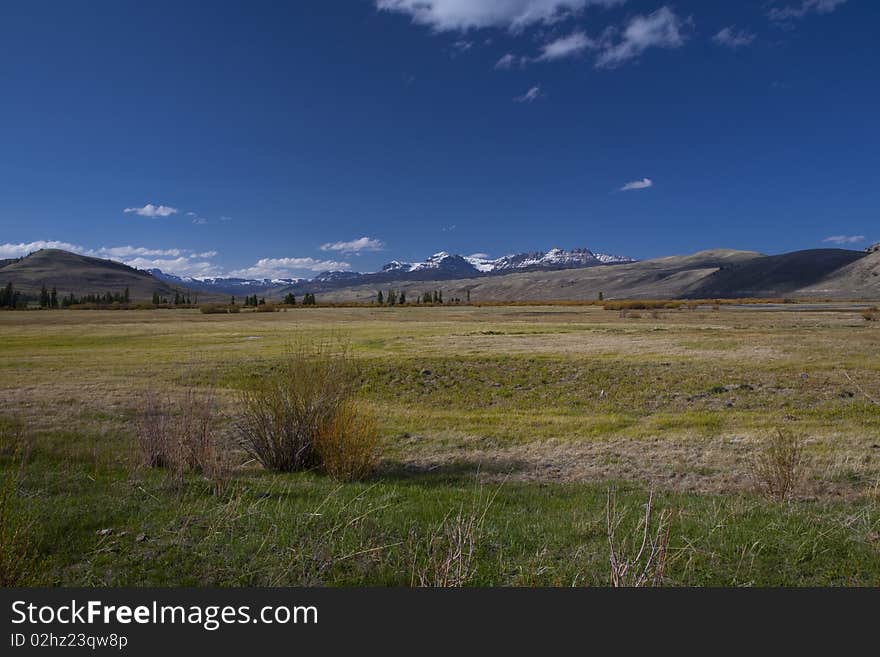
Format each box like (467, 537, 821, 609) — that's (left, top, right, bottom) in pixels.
(687, 249, 869, 299)
(0, 248, 181, 300)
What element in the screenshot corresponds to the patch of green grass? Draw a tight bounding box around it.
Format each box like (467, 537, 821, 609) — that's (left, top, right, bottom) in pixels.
(4, 455, 879, 586)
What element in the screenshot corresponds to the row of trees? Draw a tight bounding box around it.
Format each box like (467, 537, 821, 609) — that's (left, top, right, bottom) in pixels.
(233, 293, 317, 306)
(377, 289, 472, 305)
(1, 283, 141, 309)
(150, 291, 195, 305)
(0, 283, 22, 308)
(63, 288, 132, 306)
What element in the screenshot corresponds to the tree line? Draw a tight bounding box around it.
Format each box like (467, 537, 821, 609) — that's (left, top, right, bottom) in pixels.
(376, 288, 470, 305)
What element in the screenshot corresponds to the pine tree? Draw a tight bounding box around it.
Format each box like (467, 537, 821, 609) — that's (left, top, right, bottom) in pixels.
(124, 287, 130, 303)
(399, 291, 406, 304)
(50, 287, 58, 308)
(377, 290, 384, 305)
(466, 289, 471, 303)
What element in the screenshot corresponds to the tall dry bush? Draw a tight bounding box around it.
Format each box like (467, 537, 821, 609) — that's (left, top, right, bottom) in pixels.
(134, 389, 231, 494)
(606, 488, 672, 587)
(315, 401, 380, 481)
(235, 340, 356, 472)
(751, 429, 806, 502)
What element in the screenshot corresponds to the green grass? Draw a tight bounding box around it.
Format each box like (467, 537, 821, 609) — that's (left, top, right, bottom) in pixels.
(1, 305, 879, 586)
(4, 453, 879, 586)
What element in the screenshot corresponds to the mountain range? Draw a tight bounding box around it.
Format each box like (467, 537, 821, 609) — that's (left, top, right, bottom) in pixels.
(148, 247, 635, 296)
(1, 244, 879, 303)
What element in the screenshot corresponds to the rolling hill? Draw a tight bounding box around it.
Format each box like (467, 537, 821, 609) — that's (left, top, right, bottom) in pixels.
(0, 249, 183, 300)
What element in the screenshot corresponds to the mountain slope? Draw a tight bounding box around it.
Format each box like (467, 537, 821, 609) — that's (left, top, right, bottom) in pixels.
(685, 249, 869, 299)
(306, 249, 765, 302)
(795, 249, 880, 298)
(0, 249, 180, 300)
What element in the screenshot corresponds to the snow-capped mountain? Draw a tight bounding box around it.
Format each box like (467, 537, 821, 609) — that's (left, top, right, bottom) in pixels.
(465, 247, 633, 272)
(147, 269, 303, 295)
(148, 246, 635, 295)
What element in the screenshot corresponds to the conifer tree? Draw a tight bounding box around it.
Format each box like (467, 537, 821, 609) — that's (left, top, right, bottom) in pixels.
(377, 290, 384, 305)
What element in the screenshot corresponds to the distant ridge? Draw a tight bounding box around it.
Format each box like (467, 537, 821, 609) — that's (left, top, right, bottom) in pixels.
(2, 246, 876, 303)
(149, 246, 636, 296)
(0, 249, 182, 300)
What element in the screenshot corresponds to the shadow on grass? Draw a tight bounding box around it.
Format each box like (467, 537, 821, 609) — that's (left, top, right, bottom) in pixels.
(375, 457, 527, 486)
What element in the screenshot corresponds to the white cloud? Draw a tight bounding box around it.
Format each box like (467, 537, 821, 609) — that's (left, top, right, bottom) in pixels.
(0, 240, 221, 277)
(514, 85, 543, 102)
(536, 31, 596, 61)
(375, 0, 624, 33)
(769, 0, 847, 21)
(228, 258, 351, 279)
(0, 240, 83, 259)
(123, 203, 179, 218)
(823, 234, 865, 245)
(620, 177, 653, 191)
(320, 237, 385, 254)
(595, 6, 688, 68)
(713, 26, 756, 48)
(495, 53, 520, 69)
(124, 257, 222, 278)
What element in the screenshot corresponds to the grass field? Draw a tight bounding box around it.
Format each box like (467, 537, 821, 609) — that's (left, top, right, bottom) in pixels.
(2, 304, 880, 586)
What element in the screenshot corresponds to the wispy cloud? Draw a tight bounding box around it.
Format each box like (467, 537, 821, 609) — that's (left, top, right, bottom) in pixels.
(536, 31, 596, 61)
(123, 203, 179, 218)
(495, 53, 520, 69)
(713, 26, 756, 48)
(596, 7, 689, 68)
(228, 257, 351, 279)
(620, 177, 653, 191)
(514, 85, 543, 103)
(375, 0, 625, 33)
(769, 0, 847, 21)
(823, 234, 864, 245)
(320, 236, 385, 254)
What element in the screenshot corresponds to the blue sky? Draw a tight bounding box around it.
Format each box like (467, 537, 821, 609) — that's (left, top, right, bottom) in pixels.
(0, 0, 877, 278)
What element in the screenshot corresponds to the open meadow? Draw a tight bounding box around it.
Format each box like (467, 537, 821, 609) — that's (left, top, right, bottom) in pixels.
(2, 303, 880, 586)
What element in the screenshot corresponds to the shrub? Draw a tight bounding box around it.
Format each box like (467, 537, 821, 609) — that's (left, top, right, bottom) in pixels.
(134, 389, 231, 494)
(255, 304, 278, 313)
(315, 401, 380, 481)
(235, 340, 356, 472)
(751, 429, 806, 502)
(862, 307, 878, 322)
(135, 393, 174, 468)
